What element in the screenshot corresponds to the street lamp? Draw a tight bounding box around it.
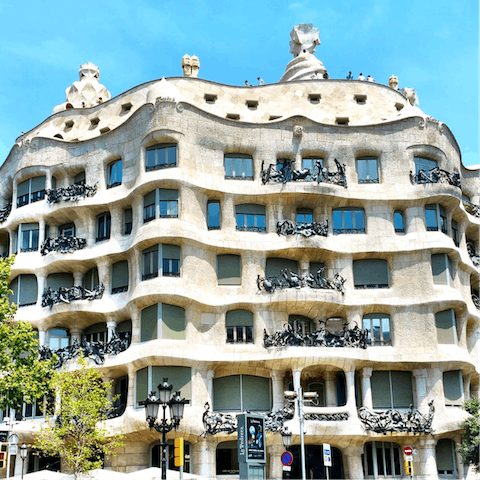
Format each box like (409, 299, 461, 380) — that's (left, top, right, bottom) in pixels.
(140, 378, 187, 480)
(281, 429, 292, 449)
(19, 443, 27, 480)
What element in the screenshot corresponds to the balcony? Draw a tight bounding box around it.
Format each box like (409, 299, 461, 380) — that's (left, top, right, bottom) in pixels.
(464, 200, 480, 219)
(472, 293, 479, 310)
(0, 202, 12, 224)
(277, 219, 328, 237)
(467, 242, 480, 267)
(40, 236, 87, 256)
(46, 182, 97, 204)
(261, 159, 347, 187)
(257, 267, 346, 293)
(264, 322, 367, 348)
(41, 284, 105, 308)
(409, 167, 461, 188)
(358, 400, 435, 434)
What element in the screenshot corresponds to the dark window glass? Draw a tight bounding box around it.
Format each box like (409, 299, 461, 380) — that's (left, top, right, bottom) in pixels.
(146, 144, 177, 171)
(353, 259, 389, 289)
(96, 212, 111, 241)
(208, 201, 221, 230)
(124, 208, 133, 235)
(107, 159, 122, 188)
(226, 310, 253, 343)
(393, 211, 404, 233)
(296, 208, 313, 224)
(414, 157, 437, 174)
(111, 260, 129, 293)
(451, 220, 459, 246)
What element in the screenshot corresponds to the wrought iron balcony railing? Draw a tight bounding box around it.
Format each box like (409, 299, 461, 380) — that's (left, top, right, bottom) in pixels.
(106, 401, 127, 419)
(261, 159, 347, 187)
(277, 219, 328, 237)
(46, 182, 97, 204)
(38, 333, 130, 368)
(41, 284, 105, 308)
(264, 322, 367, 348)
(467, 242, 480, 267)
(358, 400, 434, 434)
(40, 236, 87, 256)
(409, 167, 461, 188)
(472, 293, 480, 310)
(464, 200, 480, 218)
(0, 202, 12, 224)
(257, 267, 346, 293)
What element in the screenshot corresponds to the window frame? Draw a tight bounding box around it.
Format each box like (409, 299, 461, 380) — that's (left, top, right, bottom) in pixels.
(207, 200, 221, 230)
(111, 260, 129, 294)
(19, 223, 40, 253)
(332, 208, 365, 234)
(140, 303, 186, 342)
(226, 310, 253, 343)
(107, 159, 122, 188)
(123, 208, 133, 235)
(296, 208, 314, 224)
(16, 176, 46, 208)
(414, 156, 438, 174)
(363, 313, 392, 346)
(353, 259, 390, 289)
(235, 204, 266, 233)
(425, 204, 448, 234)
(143, 189, 179, 222)
(431, 253, 455, 286)
(96, 212, 111, 242)
(363, 441, 402, 478)
(356, 157, 379, 184)
(393, 211, 405, 233)
(145, 144, 177, 172)
(49, 328, 70, 350)
(451, 219, 459, 246)
(142, 244, 181, 280)
(371, 370, 414, 409)
(435, 309, 457, 344)
(224, 154, 254, 180)
(217, 254, 241, 285)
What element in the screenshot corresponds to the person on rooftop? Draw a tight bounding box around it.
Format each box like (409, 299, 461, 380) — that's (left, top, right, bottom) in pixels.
(346, 71, 353, 79)
(358, 73, 365, 81)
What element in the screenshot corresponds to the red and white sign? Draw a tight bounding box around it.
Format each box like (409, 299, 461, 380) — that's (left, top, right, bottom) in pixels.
(403, 446, 413, 456)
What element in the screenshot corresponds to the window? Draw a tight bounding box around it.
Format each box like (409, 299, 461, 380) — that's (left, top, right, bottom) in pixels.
(216, 441, 239, 476)
(49, 328, 70, 350)
(146, 144, 177, 171)
(9, 274, 38, 307)
(84, 322, 107, 343)
(140, 303, 186, 341)
(363, 314, 391, 346)
(309, 261, 325, 275)
(107, 159, 122, 188)
(143, 189, 179, 222)
(152, 441, 191, 472)
(355, 94, 367, 104)
(436, 439, 457, 477)
(431, 254, 454, 285)
(289, 315, 314, 335)
(217, 254, 241, 285)
(135, 366, 191, 406)
(16, 176, 46, 207)
(142, 244, 181, 280)
(332, 208, 365, 234)
(414, 157, 438, 173)
(235, 204, 266, 232)
(443, 370, 463, 406)
(363, 441, 402, 478)
(207, 200, 221, 230)
(226, 310, 253, 343)
(308, 94, 321, 103)
(371, 371, 413, 409)
(58, 222, 75, 237)
(19, 223, 39, 252)
(112, 260, 129, 293)
(435, 309, 457, 344)
(296, 208, 313, 224)
(356, 157, 379, 183)
(353, 259, 389, 289)
(74, 171, 86, 185)
(425, 204, 447, 233)
(47, 273, 74, 290)
(302, 157, 323, 181)
(393, 211, 404, 233)
(96, 212, 111, 241)
(451, 220, 459, 246)
(213, 375, 271, 411)
(265, 258, 298, 277)
(224, 154, 253, 180)
(123, 208, 132, 235)
(83, 267, 99, 290)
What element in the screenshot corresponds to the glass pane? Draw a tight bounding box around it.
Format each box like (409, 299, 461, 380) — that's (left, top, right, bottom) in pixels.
(384, 444, 392, 475)
(147, 150, 156, 168)
(367, 160, 378, 179)
(376, 446, 384, 475)
(208, 202, 220, 228)
(246, 214, 255, 228)
(354, 210, 364, 230)
(243, 159, 253, 178)
(233, 158, 243, 177)
(225, 158, 233, 177)
(236, 213, 244, 228)
(394, 212, 403, 231)
(382, 317, 391, 343)
(162, 304, 186, 339)
(256, 215, 265, 229)
(357, 160, 367, 180)
(170, 201, 178, 217)
(213, 376, 241, 411)
(242, 376, 271, 411)
(425, 207, 438, 229)
(141, 305, 158, 342)
(333, 210, 343, 231)
(136, 367, 149, 406)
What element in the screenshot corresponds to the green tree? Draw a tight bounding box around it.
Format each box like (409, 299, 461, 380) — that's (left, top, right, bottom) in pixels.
(0, 256, 54, 413)
(459, 397, 479, 471)
(33, 357, 124, 478)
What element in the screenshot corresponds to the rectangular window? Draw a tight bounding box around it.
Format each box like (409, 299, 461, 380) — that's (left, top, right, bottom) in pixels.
(235, 204, 266, 232)
(124, 208, 133, 235)
(226, 310, 253, 343)
(431, 254, 454, 285)
(356, 157, 379, 183)
(296, 208, 313, 224)
(371, 371, 413, 409)
(414, 157, 438, 174)
(363, 314, 392, 346)
(224, 154, 254, 180)
(393, 211, 404, 233)
(146, 144, 177, 171)
(162, 244, 181, 277)
(20, 223, 39, 252)
(435, 309, 457, 344)
(96, 212, 111, 241)
(333, 208, 365, 234)
(74, 171, 86, 185)
(353, 259, 389, 289)
(58, 222, 75, 237)
(143, 191, 156, 223)
(31, 176, 46, 203)
(207, 200, 221, 230)
(142, 245, 159, 280)
(425, 204, 448, 234)
(83, 268, 99, 290)
(443, 370, 463, 405)
(451, 220, 459, 246)
(16, 176, 46, 207)
(112, 260, 129, 293)
(10, 274, 38, 307)
(107, 159, 122, 188)
(159, 189, 179, 218)
(140, 303, 186, 342)
(217, 254, 241, 285)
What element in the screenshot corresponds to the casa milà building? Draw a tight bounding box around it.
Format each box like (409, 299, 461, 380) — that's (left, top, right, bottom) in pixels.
(0, 24, 479, 480)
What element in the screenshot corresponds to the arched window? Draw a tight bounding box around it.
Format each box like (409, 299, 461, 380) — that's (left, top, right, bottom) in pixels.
(207, 200, 221, 230)
(146, 144, 177, 171)
(107, 159, 122, 188)
(414, 157, 437, 173)
(436, 439, 457, 477)
(435, 309, 457, 344)
(443, 370, 463, 406)
(17, 176, 46, 207)
(226, 310, 253, 343)
(288, 315, 314, 335)
(393, 211, 404, 233)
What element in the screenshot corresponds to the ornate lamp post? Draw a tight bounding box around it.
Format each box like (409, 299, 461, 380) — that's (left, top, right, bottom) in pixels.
(140, 378, 187, 480)
(19, 443, 28, 480)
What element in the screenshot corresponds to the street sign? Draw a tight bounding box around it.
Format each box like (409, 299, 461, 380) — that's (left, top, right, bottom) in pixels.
(403, 446, 413, 456)
(323, 443, 332, 467)
(281, 451, 293, 466)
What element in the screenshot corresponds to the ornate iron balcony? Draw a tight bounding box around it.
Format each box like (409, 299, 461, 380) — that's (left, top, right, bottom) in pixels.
(46, 182, 97, 204)
(0, 202, 11, 224)
(261, 159, 347, 187)
(409, 167, 461, 188)
(111, 285, 128, 294)
(277, 219, 328, 237)
(106, 401, 127, 419)
(467, 242, 480, 267)
(41, 284, 105, 308)
(472, 293, 480, 310)
(236, 225, 267, 233)
(464, 200, 480, 218)
(264, 321, 367, 348)
(40, 236, 87, 256)
(39, 332, 130, 369)
(358, 400, 434, 434)
(257, 267, 346, 293)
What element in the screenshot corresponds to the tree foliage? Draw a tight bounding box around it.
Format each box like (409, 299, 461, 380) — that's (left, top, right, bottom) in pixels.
(0, 256, 54, 412)
(459, 397, 479, 471)
(33, 357, 124, 478)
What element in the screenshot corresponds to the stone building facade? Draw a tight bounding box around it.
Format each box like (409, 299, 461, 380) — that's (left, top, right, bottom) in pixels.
(0, 25, 479, 480)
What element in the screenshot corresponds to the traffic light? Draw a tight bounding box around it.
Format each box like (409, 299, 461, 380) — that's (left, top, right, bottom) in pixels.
(174, 437, 184, 467)
(0, 444, 7, 469)
(404, 460, 413, 475)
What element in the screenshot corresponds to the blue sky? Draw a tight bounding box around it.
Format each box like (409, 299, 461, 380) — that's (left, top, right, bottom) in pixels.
(0, 0, 478, 166)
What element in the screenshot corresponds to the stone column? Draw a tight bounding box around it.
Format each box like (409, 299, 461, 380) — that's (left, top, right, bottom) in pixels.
(38, 329, 46, 347)
(126, 364, 136, 408)
(413, 368, 429, 410)
(271, 370, 285, 411)
(416, 438, 437, 480)
(98, 263, 110, 294)
(73, 271, 83, 287)
(268, 443, 285, 480)
(298, 260, 309, 278)
(223, 194, 235, 232)
(361, 367, 373, 409)
(110, 205, 123, 240)
(343, 446, 364, 480)
(38, 218, 46, 248)
(130, 308, 141, 344)
(405, 206, 423, 235)
(267, 203, 277, 233)
(107, 320, 117, 342)
(462, 373, 471, 401)
(345, 368, 357, 417)
(133, 196, 144, 234)
(325, 371, 337, 407)
(206, 370, 215, 405)
(192, 437, 216, 478)
(37, 275, 47, 306)
(70, 327, 82, 344)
